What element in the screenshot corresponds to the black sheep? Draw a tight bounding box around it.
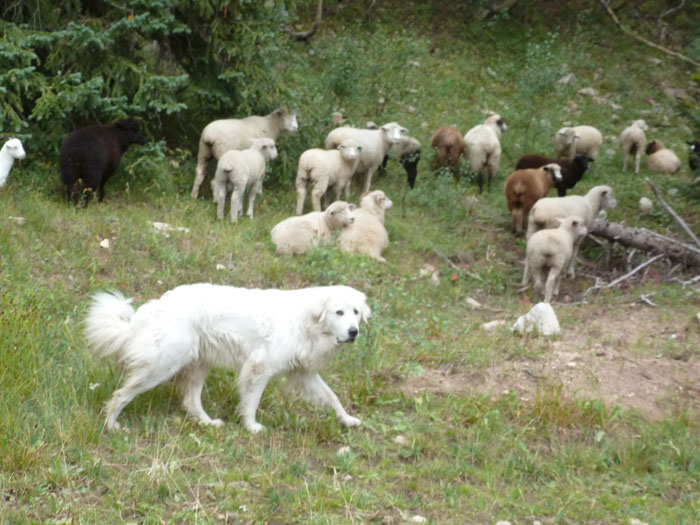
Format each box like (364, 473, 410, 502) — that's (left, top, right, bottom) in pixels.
(688, 140, 700, 172)
(515, 153, 594, 197)
(60, 118, 146, 206)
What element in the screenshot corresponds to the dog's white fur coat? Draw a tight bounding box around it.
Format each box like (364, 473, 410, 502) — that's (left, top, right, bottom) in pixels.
(84, 283, 371, 433)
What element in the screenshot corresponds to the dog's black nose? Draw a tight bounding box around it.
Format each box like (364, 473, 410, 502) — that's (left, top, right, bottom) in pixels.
(348, 327, 358, 340)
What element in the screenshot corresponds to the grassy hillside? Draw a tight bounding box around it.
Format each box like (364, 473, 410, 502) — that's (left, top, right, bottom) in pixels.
(1, 2, 699, 523)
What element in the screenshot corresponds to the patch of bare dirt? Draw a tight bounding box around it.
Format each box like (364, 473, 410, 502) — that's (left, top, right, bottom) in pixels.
(399, 306, 700, 420)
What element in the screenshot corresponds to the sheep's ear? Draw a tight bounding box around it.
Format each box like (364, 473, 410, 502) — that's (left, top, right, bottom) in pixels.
(555, 217, 564, 225)
(557, 130, 566, 136)
(348, 203, 357, 210)
(273, 108, 285, 116)
(357, 146, 363, 152)
(337, 144, 345, 150)
(400, 127, 408, 133)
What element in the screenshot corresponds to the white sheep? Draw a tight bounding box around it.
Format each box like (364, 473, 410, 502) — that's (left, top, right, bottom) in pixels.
(295, 138, 361, 215)
(620, 119, 648, 174)
(192, 108, 298, 198)
(212, 138, 278, 223)
(527, 185, 617, 278)
(554, 125, 603, 160)
(463, 114, 507, 193)
(270, 201, 356, 255)
(645, 139, 681, 174)
(522, 216, 589, 303)
(325, 122, 406, 194)
(0, 138, 26, 187)
(337, 190, 393, 262)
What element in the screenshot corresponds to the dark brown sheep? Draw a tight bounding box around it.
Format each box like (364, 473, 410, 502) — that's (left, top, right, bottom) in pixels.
(515, 153, 593, 197)
(60, 118, 146, 206)
(504, 163, 562, 234)
(430, 126, 464, 168)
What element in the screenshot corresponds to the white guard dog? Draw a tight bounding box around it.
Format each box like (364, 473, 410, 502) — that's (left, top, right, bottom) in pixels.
(84, 283, 371, 433)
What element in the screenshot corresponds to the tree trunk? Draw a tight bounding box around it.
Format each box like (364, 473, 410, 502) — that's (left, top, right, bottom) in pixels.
(591, 219, 700, 268)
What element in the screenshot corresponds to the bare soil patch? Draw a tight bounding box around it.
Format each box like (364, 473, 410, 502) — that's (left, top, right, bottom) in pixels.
(399, 306, 700, 420)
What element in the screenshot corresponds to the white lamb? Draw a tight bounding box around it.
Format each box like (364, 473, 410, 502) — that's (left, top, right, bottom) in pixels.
(527, 185, 617, 278)
(464, 114, 507, 193)
(295, 138, 362, 215)
(325, 122, 406, 194)
(645, 139, 681, 174)
(337, 190, 393, 262)
(192, 108, 298, 198)
(0, 138, 26, 187)
(522, 216, 589, 303)
(212, 138, 278, 223)
(554, 125, 603, 160)
(271, 201, 356, 255)
(620, 119, 648, 174)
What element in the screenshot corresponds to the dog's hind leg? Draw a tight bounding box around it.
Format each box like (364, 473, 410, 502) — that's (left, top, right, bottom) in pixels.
(176, 363, 223, 427)
(291, 371, 361, 428)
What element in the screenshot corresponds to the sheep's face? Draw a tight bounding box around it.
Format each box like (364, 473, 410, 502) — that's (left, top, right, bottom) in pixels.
(485, 114, 507, 133)
(380, 122, 407, 144)
(645, 139, 663, 155)
(284, 111, 299, 132)
(253, 138, 278, 161)
(598, 186, 617, 210)
(558, 128, 579, 146)
(338, 139, 361, 161)
(114, 118, 147, 146)
(542, 163, 563, 184)
(573, 155, 594, 171)
(4, 138, 26, 160)
(362, 190, 393, 213)
(634, 120, 648, 131)
(326, 201, 356, 228)
(687, 140, 699, 152)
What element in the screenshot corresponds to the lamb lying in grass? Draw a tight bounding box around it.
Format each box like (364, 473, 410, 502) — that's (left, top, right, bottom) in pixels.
(337, 190, 393, 262)
(522, 216, 588, 303)
(271, 201, 356, 255)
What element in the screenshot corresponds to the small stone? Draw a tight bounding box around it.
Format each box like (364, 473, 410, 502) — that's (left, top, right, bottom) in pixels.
(566, 361, 577, 368)
(429, 272, 440, 286)
(394, 435, 408, 445)
(407, 105, 416, 113)
(557, 73, 576, 85)
(410, 516, 427, 524)
(8, 216, 26, 225)
(511, 302, 560, 336)
(466, 297, 482, 310)
(216, 264, 226, 270)
(99, 238, 110, 249)
(578, 87, 599, 96)
(481, 320, 506, 331)
(337, 446, 351, 456)
(496, 521, 512, 525)
(639, 197, 653, 213)
(629, 519, 649, 525)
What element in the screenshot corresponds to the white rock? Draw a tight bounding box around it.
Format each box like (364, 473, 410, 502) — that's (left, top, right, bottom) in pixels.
(511, 302, 561, 336)
(629, 519, 649, 525)
(466, 297, 482, 310)
(215, 264, 226, 270)
(557, 73, 577, 85)
(430, 272, 440, 286)
(419, 263, 437, 278)
(578, 87, 599, 96)
(639, 197, 653, 213)
(482, 320, 506, 331)
(152, 221, 190, 236)
(99, 238, 110, 249)
(496, 521, 512, 525)
(8, 216, 26, 224)
(394, 435, 408, 445)
(410, 516, 427, 524)
(336, 446, 351, 456)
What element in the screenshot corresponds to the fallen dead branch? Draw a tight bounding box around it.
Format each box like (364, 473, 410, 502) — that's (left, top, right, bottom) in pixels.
(585, 253, 665, 294)
(646, 178, 700, 248)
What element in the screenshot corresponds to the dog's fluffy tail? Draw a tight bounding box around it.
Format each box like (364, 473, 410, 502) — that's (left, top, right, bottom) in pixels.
(84, 291, 135, 359)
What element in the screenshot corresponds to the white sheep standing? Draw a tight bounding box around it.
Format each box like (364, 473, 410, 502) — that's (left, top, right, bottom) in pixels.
(527, 185, 617, 278)
(619, 119, 648, 174)
(192, 108, 298, 198)
(337, 190, 393, 262)
(522, 216, 589, 303)
(554, 125, 603, 160)
(463, 114, 507, 193)
(295, 138, 362, 215)
(271, 201, 356, 255)
(645, 139, 682, 174)
(0, 138, 26, 187)
(212, 138, 278, 223)
(325, 122, 406, 194)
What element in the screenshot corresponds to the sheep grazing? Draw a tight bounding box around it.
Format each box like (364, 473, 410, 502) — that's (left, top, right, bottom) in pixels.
(645, 139, 681, 174)
(431, 126, 464, 168)
(0, 138, 26, 188)
(192, 108, 298, 198)
(212, 138, 278, 223)
(295, 138, 361, 215)
(393, 135, 422, 188)
(620, 119, 648, 174)
(270, 201, 356, 255)
(59, 118, 146, 207)
(527, 185, 617, 278)
(688, 140, 700, 172)
(515, 153, 594, 197)
(554, 125, 603, 160)
(464, 114, 507, 193)
(522, 216, 588, 303)
(338, 190, 393, 262)
(504, 163, 563, 234)
(325, 122, 407, 194)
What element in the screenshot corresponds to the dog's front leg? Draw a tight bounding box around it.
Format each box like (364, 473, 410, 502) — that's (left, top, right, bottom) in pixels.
(296, 372, 361, 428)
(237, 359, 275, 433)
(176, 363, 223, 427)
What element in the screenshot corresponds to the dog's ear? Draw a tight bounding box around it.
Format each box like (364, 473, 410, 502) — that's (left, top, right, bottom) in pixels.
(359, 299, 371, 324)
(307, 299, 328, 325)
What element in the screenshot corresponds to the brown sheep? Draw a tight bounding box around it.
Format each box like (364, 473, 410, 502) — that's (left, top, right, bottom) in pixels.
(504, 163, 562, 234)
(431, 126, 464, 168)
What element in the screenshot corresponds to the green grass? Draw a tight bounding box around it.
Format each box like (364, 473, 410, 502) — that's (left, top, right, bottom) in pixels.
(2, 2, 700, 523)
